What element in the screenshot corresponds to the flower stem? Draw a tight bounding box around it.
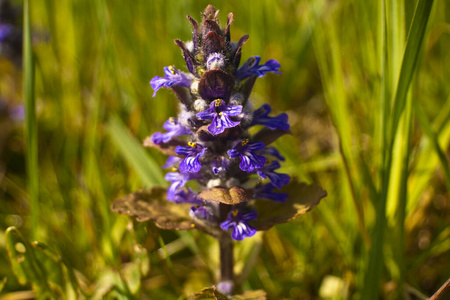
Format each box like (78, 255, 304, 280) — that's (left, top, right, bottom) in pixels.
(218, 203, 234, 295)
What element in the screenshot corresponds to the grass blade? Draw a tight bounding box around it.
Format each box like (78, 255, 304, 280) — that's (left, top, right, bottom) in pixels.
(107, 116, 166, 188)
(23, 0, 39, 240)
(363, 0, 435, 298)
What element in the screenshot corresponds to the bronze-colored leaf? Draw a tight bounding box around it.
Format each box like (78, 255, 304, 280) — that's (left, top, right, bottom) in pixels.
(143, 136, 187, 157)
(189, 286, 267, 300)
(250, 179, 326, 231)
(199, 187, 253, 205)
(251, 128, 290, 146)
(189, 286, 228, 300)
(111, 187, 196, 230)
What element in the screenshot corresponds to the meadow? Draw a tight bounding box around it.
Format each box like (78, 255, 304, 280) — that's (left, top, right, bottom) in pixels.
(0, 0, 449, 299)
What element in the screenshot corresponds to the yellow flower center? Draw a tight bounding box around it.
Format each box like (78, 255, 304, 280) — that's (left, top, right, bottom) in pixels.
(188, 142, 197, 148)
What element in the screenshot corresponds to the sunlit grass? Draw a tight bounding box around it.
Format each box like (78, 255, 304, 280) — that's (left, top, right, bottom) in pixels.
(0, 0, 448, 299)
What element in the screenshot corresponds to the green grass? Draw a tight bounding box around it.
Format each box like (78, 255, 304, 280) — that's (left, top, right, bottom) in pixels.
(0, 0, 448, 299)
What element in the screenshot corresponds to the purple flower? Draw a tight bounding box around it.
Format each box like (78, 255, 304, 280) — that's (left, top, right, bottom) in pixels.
(151, 117, 192, 144)
(196, 99, 242, 135)
(162, 156, 183, 169)
(262, 146, 285, 161)
(254, 183, 288, 203)
(227, 140, 266, 172)
(150, 66, 193, 97)
(166, 172, 193, 201)
(235, 56, 281, 81)
(212, 156, 230, 175)
(172, 188, 203, 205)
(250, 104, 290, 130)
(220, 210, 258, 241)
(175, 142, 206, 173)
(257, 160, 290, 189)
(190, 205, 215, 221)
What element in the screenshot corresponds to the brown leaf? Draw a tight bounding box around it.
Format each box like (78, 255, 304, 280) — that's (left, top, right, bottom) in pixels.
(111, 187, 196, 230)
(189, 286, 228, 300)
(143, 136, 187, 157)
(250, 179, 326, 231)
(199, 187, 253, 205)
(188, 286, 267, 300)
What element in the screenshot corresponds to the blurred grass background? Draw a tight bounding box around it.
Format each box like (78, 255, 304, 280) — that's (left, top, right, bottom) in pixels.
(0, 0, 449, 299)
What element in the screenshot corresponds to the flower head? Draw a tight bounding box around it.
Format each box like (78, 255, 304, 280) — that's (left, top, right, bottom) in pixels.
(235, 56, 281, 81)
(227, 140, 266, 172)
(150, 66, 193, 97)
(220, 209, 257, 241)
(196, 99, 242, 135)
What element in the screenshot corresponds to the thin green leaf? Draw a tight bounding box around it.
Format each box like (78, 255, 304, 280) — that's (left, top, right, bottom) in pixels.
(107, 116, 166, 187)
(23, 0, 39, 240)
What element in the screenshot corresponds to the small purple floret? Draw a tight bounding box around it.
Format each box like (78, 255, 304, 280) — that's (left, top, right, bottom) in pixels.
(151, 117, 192, 144)
(254, 183, 288, 203)
(150, 66, 193, 97)
(235, 56, 281, 81)
(175, 143, 206, 173)
(196, 99, 242, 135)
(227, 140, 266, 172)
(257, 160, 290, 189)
(220, 210, 258, 241)
(251, 104, 290, 130)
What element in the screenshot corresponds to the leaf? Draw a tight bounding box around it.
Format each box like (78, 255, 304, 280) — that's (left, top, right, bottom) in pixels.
(250, 179, 326, 231)
(189, 286, 229, 300)
(4, 227, 69, 296)
(189, 286, 267, 300)
(198, 187, 253, 205)
(111, 187, 196, 230)
(31, 242, 65, 288)
(107, 116, 166, 188)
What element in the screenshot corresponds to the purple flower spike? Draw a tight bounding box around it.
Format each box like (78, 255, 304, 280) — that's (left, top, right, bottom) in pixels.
(196, 99, 242, 135)
(151, 117, 192, 144)
(227, 140, 266, 172)
(175, 142, 206, 173)
(254, 183, 288, 203)
(251, 104, 290, 130)
(220, 210, 258, 241)
(150, 66, 193, 97)
(235, 56, 281, 81)
(257, 160, 291, 189)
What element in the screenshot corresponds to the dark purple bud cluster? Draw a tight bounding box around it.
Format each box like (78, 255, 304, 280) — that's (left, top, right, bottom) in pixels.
(148, 5, 290, 241)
